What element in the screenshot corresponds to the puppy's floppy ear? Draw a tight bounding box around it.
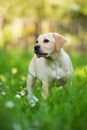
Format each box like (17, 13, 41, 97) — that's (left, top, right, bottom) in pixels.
(53, 33, 67, 51)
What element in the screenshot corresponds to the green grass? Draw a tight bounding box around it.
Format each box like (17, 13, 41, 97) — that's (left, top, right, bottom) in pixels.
(0, 48, 87, 130)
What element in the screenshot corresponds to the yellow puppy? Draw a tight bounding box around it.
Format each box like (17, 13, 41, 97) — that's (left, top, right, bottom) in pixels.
(27, 32, 73, 106)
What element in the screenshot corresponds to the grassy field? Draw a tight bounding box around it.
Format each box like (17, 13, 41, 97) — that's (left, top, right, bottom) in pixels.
(0, 48, 87, 130)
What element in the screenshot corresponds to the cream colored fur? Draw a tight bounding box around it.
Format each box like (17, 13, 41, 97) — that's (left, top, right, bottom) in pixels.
(27, 32, 73, 106)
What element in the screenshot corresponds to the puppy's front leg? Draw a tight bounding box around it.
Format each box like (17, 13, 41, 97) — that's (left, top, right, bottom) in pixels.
(27, 74, 38, 106)
(42, 81, 49, 99)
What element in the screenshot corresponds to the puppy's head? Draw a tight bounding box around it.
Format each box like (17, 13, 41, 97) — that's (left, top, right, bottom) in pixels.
(34, 32, 67, 58)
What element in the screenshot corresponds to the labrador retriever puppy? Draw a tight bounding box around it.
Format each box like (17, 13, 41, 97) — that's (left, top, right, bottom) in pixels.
(27, 32, 73, 106)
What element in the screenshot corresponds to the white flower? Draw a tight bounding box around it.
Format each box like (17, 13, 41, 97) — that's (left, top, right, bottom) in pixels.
(1, 91, 6, 95)
(29, 99, 36, 107)
(13, 123, 22, 130)
(5, 101, 15, 108)
(15, 94, 21, 98)
(28, 96, 38, 107)
(0, 82, 2, 85)
(20, 90, 26, 96)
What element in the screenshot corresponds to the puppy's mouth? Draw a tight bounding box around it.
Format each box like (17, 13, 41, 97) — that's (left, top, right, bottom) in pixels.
(34, 51, 48, 58)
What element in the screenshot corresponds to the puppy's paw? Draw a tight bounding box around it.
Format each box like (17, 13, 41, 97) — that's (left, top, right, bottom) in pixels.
(28, 95, 38, 107)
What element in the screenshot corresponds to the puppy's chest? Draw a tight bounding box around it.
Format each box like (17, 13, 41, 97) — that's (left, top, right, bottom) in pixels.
(45, 62, 65, 81)
(39, 63, 64, 81)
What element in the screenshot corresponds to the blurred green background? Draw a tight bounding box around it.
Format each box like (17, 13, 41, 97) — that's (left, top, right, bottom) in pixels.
(0, 0, 87, 130)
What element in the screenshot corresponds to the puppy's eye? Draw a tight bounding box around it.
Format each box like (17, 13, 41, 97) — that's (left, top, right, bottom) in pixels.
(44, 39, 49, 43)
(36, 40, 38, 44)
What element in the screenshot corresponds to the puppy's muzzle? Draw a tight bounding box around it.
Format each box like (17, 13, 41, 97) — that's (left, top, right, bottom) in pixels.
(34, 45, 48, 58)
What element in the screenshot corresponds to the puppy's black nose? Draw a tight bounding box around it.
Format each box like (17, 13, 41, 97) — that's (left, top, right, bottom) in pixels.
(34, 45, 40, 51)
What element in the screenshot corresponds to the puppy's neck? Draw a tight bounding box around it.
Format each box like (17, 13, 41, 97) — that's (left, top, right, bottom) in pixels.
(47, 48, 64, 62)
